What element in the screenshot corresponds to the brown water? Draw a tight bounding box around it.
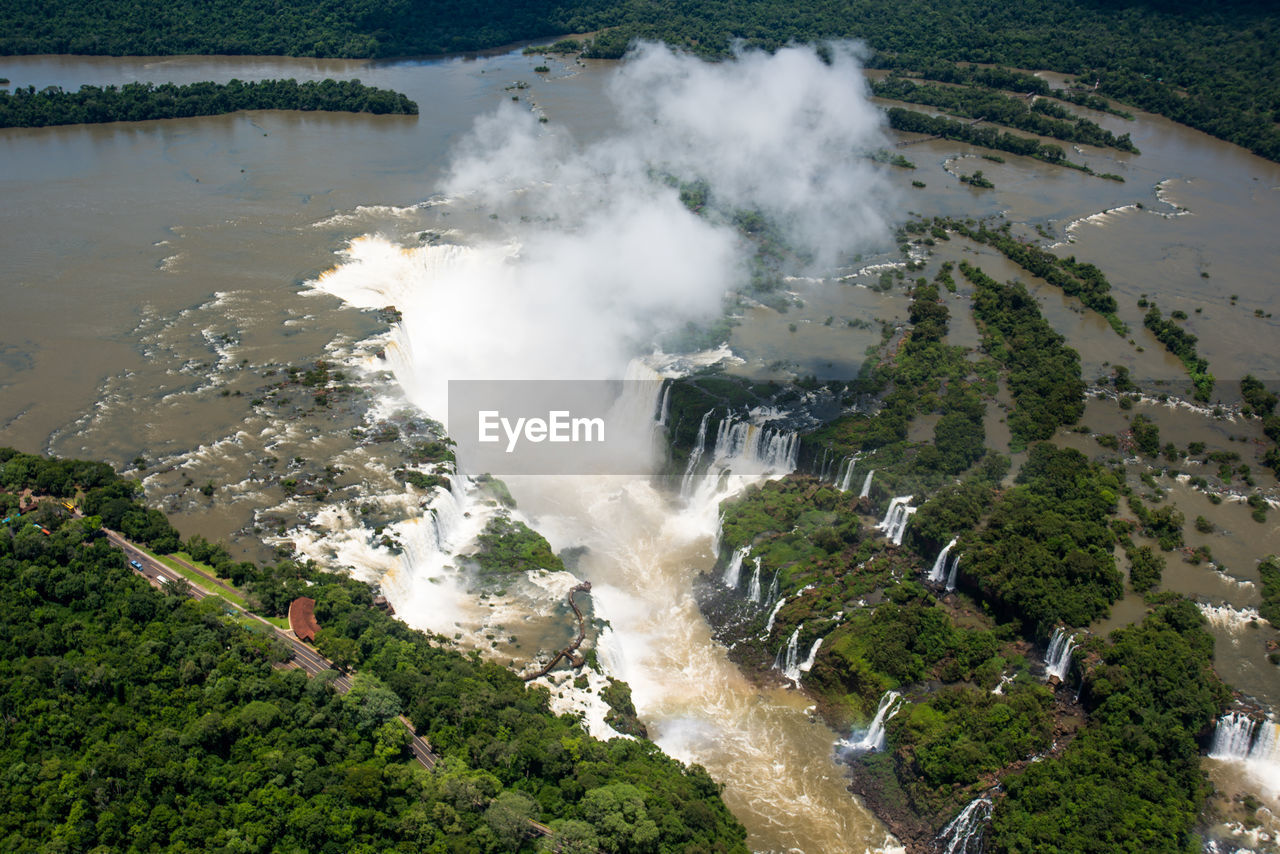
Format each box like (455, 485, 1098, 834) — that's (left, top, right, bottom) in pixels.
(3, 50, 1280, 848)
(0, 51, 906, 853)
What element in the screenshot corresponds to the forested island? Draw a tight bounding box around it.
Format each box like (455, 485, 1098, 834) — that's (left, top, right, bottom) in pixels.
(0, 449, 747, 853)
(0, 78, 417, 128)
(2, 0, 1277, 161)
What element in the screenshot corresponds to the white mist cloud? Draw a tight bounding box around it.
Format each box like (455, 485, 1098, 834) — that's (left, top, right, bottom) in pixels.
(316, 42, 893, 418)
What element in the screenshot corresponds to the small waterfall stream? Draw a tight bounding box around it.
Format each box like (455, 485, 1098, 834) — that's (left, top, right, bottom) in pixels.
(936, 796, 993, 854)
(859, 470, 875, 499)
(1044, 627, 1077, 682)
(764, 597, 787, 636)
(722, 545, 750, 589)
(945, 554, 961, 592)
(876, 495, 916, 545)
(1208, 711, 1280, 806)
(842, 690, 904, 752)
(928, 536, 959, 584)
(680, 411, 713, 495)
(747, 557, 763, 604)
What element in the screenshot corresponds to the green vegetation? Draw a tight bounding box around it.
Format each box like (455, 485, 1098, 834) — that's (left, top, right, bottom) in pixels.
(963, 262, 1085, 446)
(472, 515, 565, 575)
(4, 0, 1278, 160)
(1241, 374, 1278, 416)
(886, 108, 1088, 170)
(958, 169, 994, 189)
(1143, 305, 1214, 402)
(887, 680, 1054, 802)
(0, 78, 416, 128)
(803, 267, 991, 488)
(991, 598, 1230, 853)
(1130, 414, 1161, 457)
(1128, 496, 1185, 552)
(0, 448, 748, 853)
(940, 217, 1123, 332)
(872, 75, 1138, 152)
(961, 443, 1122, 633)
(1259, 556, 1280, 629)
(1125, 544, 1164, 593)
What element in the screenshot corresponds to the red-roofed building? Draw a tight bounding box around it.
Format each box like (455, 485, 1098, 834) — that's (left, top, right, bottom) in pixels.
(288, 596, 320, 642)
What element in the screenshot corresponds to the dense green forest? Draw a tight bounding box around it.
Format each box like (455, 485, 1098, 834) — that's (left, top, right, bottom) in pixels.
(0, 79, 416, 128)
(871, 76, 1138, 153)
(991, 598, 1228, 853)
(0, 448, 748, 854)
(2, 0, 1275, 160)
(962, 262, 1086, 446)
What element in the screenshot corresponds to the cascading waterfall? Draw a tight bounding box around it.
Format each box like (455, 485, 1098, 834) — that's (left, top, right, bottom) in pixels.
(302, 44, 918, 847)
(681, 412, 800, 506)
(1044, 627, 1077, 682)
(799, 638, 822, 673)
(747, 557, 763, 604)
(765, 569, 780, 606)
(928, 537, 959, 584)
(779, 626, 802, 681)
(876, 496, 911, 531)
(711, 512, 724, 558)
(876, 496, 915, 545)
(764, 597, 787, 636)
(680, 411, 713, 495)
(1210, 712, 1260, 759)
(712, 415, 801, 472)
(1209, 712, 1280, 797)
(859, 470, 875, 499)
(843, 690, 903, 752)
(655, 380, 672, 427)
(945, 554, 960, 592)
(835, 454, 860, 492)
(936, 796, 993, 854)
(818, 448, 833, 481)
(722, 545, 751, 589)
(891, 508, 916, 546)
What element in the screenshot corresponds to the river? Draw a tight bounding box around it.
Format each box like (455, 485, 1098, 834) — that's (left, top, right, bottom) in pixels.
(2, 46, 1278, 853)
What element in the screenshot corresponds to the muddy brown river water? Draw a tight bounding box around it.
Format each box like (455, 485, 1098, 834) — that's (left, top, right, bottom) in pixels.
(1, 49, 1278, 852)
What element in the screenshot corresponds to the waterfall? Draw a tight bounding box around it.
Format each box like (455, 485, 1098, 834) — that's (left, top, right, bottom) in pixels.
(682, 412, 800, 506)
(859, 470, 874, 499)
(1044, 627, 1077, 682)
(711, 415, 800, 471)
(945, 554, 960, 592)
(876, 496, 912, 531)
(711, 511, 724, 559)
(876, 496, 916, 545)
(1209, 712, 1280, 799)
(747, 557, 763, 603)
(928, 537, 959, 584)
(818, 448, 833, 481)
(1210, 712, 1258, 759)
(799, 638, 822, 673)
(936, 796, 993, 854)
(680, 410, 713, 494)
(780, 626, 803, 682)
(843, 690, 903, 752)
(655, 380, 672, 427)
(765, 569, 780, 606)
(722, 545, 750, 589)
(891, 507, 916, 545)
(835, 454, 860, 492)
(764, 596, 786, 635)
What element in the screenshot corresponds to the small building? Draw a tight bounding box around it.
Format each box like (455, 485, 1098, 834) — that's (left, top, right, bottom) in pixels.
(288, 596, 321, 642)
